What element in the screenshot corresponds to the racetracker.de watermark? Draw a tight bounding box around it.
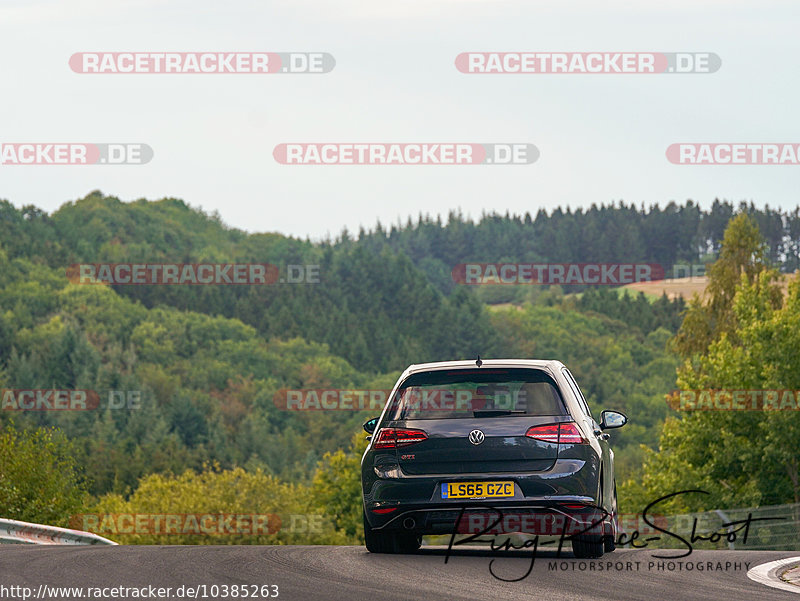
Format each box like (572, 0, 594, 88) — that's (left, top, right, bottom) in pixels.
(667, 143, 800, 165)
(671, 264, 707, 279)
(1, 390, 142, 411)
(456, 511, 666, 537)
(452, 263, 664, 285)
(0, 143, 153, 165)
(273, 143, 538, 165)
(455, 52, 720, 74)
(66, 263, 320, 285)
(69, 52, 335, 74)
(69, 514, 324, 536)
(1, 389, 100, 411)
(273, 388, 511, 411)
(668, 389, 800, 411)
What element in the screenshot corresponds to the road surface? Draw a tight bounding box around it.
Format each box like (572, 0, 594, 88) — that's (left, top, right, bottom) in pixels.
(1, 546, 798, 600)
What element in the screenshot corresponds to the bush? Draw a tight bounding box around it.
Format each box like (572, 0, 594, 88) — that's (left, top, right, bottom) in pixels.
(0, 422, 89, 526)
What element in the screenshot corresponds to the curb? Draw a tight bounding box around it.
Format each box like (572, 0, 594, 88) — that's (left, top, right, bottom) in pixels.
(0, 518, 117, 545)
(747, 557, 800, 594)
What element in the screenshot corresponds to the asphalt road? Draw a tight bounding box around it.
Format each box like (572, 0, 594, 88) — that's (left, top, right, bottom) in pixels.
(1, 545, 798, 601)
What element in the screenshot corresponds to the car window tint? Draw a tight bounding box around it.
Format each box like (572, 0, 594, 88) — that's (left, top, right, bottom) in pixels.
(386, 368, 567, 420)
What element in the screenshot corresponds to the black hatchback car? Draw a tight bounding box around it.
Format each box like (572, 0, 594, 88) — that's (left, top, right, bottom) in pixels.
(361, 359, 627, 558)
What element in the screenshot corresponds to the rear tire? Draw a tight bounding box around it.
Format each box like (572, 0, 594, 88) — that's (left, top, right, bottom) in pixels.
(572, 535, 604, 559)
(395, 532, 423, 553)
(363, 511, 421, 554)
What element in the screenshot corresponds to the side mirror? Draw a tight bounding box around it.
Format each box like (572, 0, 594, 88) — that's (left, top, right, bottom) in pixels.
(600, 410, 627, 430)
(363, 417, 379, 434)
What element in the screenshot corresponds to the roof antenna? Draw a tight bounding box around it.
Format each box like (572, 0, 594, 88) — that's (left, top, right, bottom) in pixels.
(476, 355, 483, 367)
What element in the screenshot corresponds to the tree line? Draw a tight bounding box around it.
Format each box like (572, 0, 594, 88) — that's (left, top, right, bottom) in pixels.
(1, 192, 796, 544)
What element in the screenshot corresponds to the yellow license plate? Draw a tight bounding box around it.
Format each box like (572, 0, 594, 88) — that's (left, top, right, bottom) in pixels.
(441, 481, 514, 499)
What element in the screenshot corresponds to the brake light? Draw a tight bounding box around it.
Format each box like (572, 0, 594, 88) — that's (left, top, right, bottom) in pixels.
(524, 423, 560, 443)
(556, 423, 587, 444)
(372, 507, 398, 514)
(526, 422, 587, 444)
(373, 427, 428, 449)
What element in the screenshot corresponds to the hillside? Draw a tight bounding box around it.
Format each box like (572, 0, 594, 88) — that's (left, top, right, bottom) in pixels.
(2, 193, 796, 541)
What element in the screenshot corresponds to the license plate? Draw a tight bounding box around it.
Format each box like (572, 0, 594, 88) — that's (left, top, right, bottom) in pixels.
(441, 481, 514, 499)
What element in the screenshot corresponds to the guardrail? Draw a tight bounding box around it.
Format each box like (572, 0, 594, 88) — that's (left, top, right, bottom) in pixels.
(0, 518, 117, 545)
(619, 502, 800, 551)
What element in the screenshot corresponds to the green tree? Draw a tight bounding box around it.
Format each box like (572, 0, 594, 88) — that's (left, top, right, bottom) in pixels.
(627, 214, 796, 513)
(310, 432, 368, 541)
(0, 422, 89, 526)
(673, 213, 780, 357)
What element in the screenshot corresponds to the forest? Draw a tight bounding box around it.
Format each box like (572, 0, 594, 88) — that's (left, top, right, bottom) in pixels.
(1, 192, 798, 543)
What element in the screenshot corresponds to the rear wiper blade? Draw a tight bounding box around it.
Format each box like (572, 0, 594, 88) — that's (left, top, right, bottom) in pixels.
(472, 409, 527, 417)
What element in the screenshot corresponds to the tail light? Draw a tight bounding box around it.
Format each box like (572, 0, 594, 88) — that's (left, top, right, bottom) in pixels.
(526, 422, 587, 444)
(373, 427, 428, 449)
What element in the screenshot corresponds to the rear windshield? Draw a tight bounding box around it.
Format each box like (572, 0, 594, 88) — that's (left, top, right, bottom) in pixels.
(385, 368, 566, 420)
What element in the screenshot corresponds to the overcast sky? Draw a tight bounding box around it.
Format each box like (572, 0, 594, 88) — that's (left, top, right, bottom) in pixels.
(1, 0, 798, 239)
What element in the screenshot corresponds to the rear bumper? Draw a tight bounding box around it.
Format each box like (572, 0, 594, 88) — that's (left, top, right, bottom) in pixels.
(366, 501, 614, 537)
(362, 456, 609, 535)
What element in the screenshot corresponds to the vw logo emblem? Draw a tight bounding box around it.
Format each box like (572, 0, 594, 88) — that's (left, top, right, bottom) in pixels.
(468, 429, 485, 445)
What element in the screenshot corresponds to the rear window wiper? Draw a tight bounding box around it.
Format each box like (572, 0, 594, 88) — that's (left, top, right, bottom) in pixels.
(472, 409, 527, 417)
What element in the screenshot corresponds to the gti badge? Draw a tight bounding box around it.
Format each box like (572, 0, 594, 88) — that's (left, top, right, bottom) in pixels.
(468, 429, 485, 445)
